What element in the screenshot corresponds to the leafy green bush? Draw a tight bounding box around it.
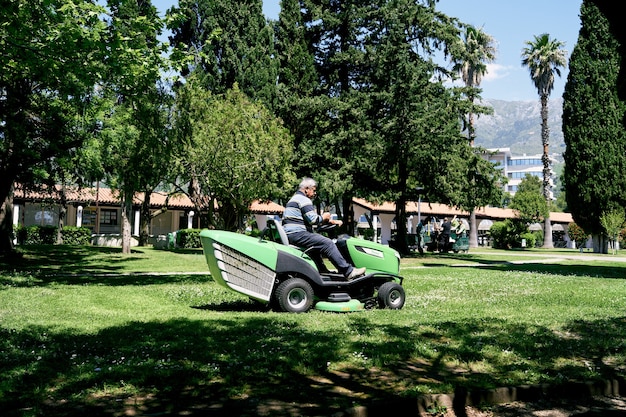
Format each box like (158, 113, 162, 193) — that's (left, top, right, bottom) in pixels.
(15, 225, 92, 245)
(15, 225, 57, 245)
(567, 222, 589, 251)
(489, 221, 509, 249)
(532, 228, 544, 247)
(489, 219, 528, 249)
(520, 231, 537, 248)
(61, 226, 92, 245)
(177, 229, 202, 249)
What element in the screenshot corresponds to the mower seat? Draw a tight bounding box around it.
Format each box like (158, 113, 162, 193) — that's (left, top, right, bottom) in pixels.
(265, 218, 290, 246)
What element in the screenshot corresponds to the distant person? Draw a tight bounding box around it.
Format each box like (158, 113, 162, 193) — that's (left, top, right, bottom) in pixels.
(416, 217, 428, 255)
(439, 217, 452, 253)
(282, 177, 366, 280)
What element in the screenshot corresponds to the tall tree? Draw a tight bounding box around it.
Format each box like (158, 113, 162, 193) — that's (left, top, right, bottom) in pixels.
(99, 0, 170, 253)
(0, 0, 107, 255)
(452, 26, 496, 147)
(563, 0, 626, 253)
(599, 208, 625, 255)
(521, 33, 567, 249)
(451, 25, 497, 249)
(168, 0, 277, 108)
(363, 0, 480, 254)
(274, 0, 320, 176)
(292, 0, 379, 231)
(509, 174, 549, 229)
(170, 77, 295, 231)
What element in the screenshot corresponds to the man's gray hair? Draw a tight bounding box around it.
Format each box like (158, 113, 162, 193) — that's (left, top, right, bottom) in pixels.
(299, 177, 317, 190)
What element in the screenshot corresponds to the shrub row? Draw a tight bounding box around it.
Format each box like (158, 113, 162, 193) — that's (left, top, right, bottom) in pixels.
(14, 225, 92, 245)
(13, 225, 205, 249)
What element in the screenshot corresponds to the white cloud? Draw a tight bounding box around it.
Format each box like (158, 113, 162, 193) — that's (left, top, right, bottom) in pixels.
(483, 63, 512, 82)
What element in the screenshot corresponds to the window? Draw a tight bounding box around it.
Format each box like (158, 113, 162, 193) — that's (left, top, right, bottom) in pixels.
(100, 209, 118, 225)
(508, 171, 542, 179)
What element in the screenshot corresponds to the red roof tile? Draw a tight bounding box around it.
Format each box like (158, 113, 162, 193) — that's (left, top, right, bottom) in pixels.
(13, 185, 284, 214)
(352, 197, 572, 224)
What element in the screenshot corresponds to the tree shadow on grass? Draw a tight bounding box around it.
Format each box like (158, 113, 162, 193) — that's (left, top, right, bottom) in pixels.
(192, 299, 270, 312)
(2, 245, 144, 275)
(2, 312, 626, 417)
(0, 272, 212, 288)
(451, 261, 626, 280)
(0, 245, 210, 287)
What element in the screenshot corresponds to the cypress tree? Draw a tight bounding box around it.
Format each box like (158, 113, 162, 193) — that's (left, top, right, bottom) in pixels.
(562, 0, 626, 251)
(169, 0, 277, 108)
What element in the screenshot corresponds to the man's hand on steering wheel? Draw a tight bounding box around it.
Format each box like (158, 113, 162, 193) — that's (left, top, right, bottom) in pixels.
(322, 212, 343, 227)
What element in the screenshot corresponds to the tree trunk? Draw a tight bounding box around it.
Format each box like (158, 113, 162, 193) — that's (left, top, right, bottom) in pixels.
(139, 192, 151, 246)
(592, 234, 608, 254)
(121, 195, 133, 254)
(468, 111, 476, 147)
(540, 94, 554, 248)
(469, 209, 478, 248)
(468, 110, 478, 249)
(342, 196, 353, 236)
(394, 195, 409, 255)
(0, 185, 15, 256)
(57, 184, 67, 244)
(543, 216, 553, 249)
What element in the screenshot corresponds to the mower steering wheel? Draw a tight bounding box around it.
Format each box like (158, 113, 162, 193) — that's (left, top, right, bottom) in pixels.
(316, 223, 337, 234)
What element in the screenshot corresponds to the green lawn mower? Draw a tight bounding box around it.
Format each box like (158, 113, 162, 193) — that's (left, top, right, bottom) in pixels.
(199, 219, 405, 313)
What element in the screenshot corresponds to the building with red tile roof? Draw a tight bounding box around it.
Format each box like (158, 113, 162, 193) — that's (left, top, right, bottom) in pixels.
(12, 184, 573, 248)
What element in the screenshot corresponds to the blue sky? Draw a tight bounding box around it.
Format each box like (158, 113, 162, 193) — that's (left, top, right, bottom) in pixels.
(154, 0, 582, 102)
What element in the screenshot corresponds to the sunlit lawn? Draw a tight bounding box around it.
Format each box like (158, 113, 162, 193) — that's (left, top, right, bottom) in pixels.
(1, 245, 626, 416)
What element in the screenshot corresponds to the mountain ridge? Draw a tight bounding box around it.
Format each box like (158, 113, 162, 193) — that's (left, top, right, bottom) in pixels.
(473, 98, 564, 158)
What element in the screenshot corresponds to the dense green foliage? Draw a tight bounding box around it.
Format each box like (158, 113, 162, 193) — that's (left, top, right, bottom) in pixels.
(168, 0, 277, 108)
(567, 222, 590, 251)
(0, 0, 108, 252)
(59, 226, 93, 246)
(600, 208, 626, 254)
(273, 0, 504, 252)
(15, 226, 92, 246)
(509, 175, 549, 226)
(175, 228, 202, 249)
(8, 0, 626, 259)
(563, 1, 626, 239)
(170, 80, 295, 231)
(14, 225, 58, 245)
(490, 176, 548, 249)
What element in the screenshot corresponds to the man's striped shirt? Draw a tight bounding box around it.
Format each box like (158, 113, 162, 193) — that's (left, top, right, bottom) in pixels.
(282, 190, 322, 234)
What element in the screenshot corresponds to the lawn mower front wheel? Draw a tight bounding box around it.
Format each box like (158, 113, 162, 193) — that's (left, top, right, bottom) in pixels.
(275, 277, 314, 313)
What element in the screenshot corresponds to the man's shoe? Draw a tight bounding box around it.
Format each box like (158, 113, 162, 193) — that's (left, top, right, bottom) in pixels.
(347, 267, 366, 280)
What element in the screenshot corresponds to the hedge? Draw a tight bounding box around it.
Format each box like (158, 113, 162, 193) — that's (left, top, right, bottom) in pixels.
(14, 225, 92, 245)
(61, 226, 92, 245)
(176, 229, 202, 249)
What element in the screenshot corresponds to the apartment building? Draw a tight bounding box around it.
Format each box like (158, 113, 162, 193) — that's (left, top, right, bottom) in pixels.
(486, 147, 558, 200)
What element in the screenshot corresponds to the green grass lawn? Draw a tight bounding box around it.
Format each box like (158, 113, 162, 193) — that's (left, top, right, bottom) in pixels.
(1, 245, 626, 416)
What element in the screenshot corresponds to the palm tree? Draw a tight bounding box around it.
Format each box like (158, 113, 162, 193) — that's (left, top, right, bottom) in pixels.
(521, 33, 567, 249)
(452, 25, 496, 249)
(453, 26, 496, 146)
